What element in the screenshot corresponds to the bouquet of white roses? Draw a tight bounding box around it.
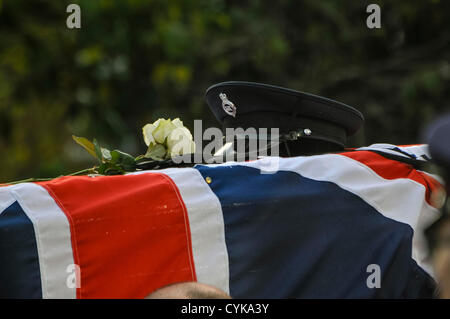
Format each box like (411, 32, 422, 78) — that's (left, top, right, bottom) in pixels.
(2, 118, 196, 185)
(72, 118, 196, 175)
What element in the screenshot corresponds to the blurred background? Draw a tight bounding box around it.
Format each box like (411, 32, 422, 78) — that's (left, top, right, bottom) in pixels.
(0, 0, 449, 181)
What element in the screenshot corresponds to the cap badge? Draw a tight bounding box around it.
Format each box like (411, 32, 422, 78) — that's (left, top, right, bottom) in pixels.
(219, 93, 236, 118)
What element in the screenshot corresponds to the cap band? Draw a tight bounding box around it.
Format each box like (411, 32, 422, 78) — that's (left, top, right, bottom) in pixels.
(222, 111, 347, 147)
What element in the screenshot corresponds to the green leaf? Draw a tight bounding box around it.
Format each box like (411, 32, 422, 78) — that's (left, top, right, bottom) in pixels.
(97, 162, 107, 174)
(72, 135, 98, 159)
(97, 162, 125, 175)
(104, 168, 124, 175)
(144, 143, 166, 161)
(110, 150, 136, 171)
(104, 165, 125, 175)
(135, 154, 146, 161)
(93, 139, 103, 164)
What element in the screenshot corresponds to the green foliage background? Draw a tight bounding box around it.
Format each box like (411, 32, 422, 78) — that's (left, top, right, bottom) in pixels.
(0, 0, 449, 181)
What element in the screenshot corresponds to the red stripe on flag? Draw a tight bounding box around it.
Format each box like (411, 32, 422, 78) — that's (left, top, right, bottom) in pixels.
(39, 173, 196, 298)
(340, 151, 443, 207)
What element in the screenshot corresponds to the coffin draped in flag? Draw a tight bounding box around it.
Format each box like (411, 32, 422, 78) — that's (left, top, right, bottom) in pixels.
(0, 144, 443, 298)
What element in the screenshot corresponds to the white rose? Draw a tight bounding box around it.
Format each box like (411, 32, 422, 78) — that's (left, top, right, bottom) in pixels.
(166, 126, 196, 158)
(171, 118, 184, 128)
(142, 118, 194, 160)
(142, 123, 157, 147)
(153, 119, 180, 144)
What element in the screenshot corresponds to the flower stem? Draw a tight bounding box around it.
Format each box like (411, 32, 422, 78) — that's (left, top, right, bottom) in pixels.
(0, 177, 53, 186)
(0, 167, 98, 186)
(66, 167, 97, 176)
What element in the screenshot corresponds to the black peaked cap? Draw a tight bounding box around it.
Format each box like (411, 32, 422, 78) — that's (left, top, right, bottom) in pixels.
(205, 81, 364, 147)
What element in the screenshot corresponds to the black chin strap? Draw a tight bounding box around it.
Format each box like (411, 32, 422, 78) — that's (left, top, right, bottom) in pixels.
(223, 112, 348, 147)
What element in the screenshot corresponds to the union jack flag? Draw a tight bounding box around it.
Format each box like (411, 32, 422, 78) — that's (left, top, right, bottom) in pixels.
(0, 144, 443, 298)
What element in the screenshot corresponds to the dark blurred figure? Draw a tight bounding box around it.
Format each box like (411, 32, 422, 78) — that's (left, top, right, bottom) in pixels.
(145, 282, 231, 299)
(425, 114, 450, 299)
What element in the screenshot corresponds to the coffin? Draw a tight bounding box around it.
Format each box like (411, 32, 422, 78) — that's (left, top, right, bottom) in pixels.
(0, 144, 442, 298)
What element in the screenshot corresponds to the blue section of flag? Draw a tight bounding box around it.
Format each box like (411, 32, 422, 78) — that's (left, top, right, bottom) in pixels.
(0, 201, 42, 298)
(196, 165, 435, 298)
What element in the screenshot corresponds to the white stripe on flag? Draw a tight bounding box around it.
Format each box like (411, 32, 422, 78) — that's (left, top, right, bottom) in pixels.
(161, 168, 230, 294)
(204, 154, 440, 277)
(9, 183, 76, 299)
(0, 188, 16, 215)
(356, 143, 431, 161)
